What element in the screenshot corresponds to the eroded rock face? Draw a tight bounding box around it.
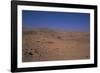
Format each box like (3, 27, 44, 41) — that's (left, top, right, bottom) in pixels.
(22, 29, 90, 62)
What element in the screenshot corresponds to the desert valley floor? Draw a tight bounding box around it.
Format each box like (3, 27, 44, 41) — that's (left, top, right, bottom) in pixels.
(22, 29, 90, 62)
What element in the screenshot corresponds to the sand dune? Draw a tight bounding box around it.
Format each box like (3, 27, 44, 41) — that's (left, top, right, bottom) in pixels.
(22, 28, 90, 62)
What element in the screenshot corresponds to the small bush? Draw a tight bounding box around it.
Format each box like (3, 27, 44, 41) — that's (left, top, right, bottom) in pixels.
(57, 36, 62, 39)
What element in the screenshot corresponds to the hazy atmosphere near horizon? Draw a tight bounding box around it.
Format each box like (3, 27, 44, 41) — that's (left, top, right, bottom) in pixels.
(22, 10, 90, 62)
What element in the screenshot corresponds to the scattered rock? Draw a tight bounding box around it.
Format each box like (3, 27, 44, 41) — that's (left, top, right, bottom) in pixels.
(28, 52, 33, 55)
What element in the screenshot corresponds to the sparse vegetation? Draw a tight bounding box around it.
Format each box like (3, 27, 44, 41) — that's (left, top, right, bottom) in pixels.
(57, 36, 62, 39)
(47, 41, 54, 44)
(22, 28, 90, 62)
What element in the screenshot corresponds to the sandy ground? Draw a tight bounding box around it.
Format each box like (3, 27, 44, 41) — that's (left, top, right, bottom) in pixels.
(22, 29, 90, 62)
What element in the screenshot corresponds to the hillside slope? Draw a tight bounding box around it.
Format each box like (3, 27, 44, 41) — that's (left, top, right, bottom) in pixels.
(22, 29, 90, 62)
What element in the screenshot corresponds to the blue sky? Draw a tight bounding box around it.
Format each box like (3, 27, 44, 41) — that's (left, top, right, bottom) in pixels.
(22, 10, 90, 32)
